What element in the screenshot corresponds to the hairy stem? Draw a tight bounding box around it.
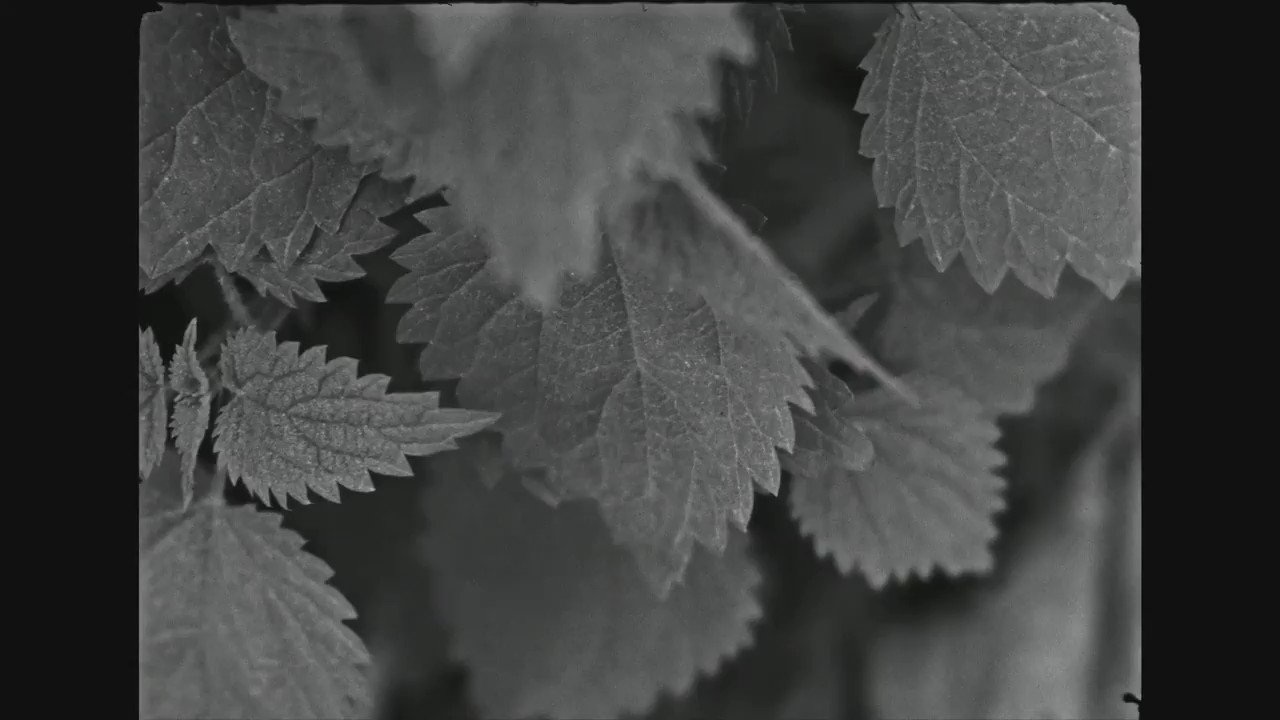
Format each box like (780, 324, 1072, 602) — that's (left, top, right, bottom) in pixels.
(214, 264, 253, 328)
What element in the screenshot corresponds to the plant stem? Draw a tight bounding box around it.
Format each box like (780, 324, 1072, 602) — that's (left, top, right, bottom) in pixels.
(214, 264, 253, 328)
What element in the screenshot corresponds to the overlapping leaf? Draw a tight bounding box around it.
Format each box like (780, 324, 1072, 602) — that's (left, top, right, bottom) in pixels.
(868, 384, 1141, 719)
(139, 452, 371, 719)
(230, 4, 755, 306)
(855, 4, 1141, 298)
(785, 366, 1006, 586)
(168, 319, 210, 508)
(140, 175, 406, 303)
(212, 329, 497, 506)
(602, 174, 906, 395)
(389, 204, 813, 596)
(140, 5, 374, 280)
(138, 327, 168, 479)
(425, 449, 762, 719)
(877, 244, 1100, 415)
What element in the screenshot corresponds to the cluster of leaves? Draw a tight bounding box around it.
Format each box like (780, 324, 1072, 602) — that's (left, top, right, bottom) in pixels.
(138, 4, 1140, 719)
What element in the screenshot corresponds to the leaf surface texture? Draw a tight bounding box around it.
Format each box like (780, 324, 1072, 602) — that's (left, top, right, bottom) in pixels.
(139, 5, 375, 281)
(139, 453, 371, 719)
(855, 4, 1141, 297)
(212, 329, 497, 506)
(168, 319, 211, 508)
(390, 205, 812, 595)
(138, 327, 168, 479)
(785, 366, 1005, 586)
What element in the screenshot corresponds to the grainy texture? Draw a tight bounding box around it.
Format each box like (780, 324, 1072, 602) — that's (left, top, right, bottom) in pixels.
(425, 448, 762, 719)
(855, 4, 1140, 297)
(786, 367, 1006, 586)
(139, 453, 372, 719)
(138, 327, 168, 479)
(213, 329, 497, 507)
(168, 319, 210, 508)
(140, 5, 371, 279)
(390, 206, 812, 596)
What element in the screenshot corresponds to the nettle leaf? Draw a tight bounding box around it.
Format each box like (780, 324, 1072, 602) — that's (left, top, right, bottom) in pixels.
(139, 327, 168, 479)
(425, 450, 762, 720)
(139, 5, 374, 280)
(390, 205, 812, 596)
(212, 329, 497, 507)
(855, 4, 1140, 298)
(869, 387, 1141, 719)
(139, 452, 371, 719)
(785, 366, 1006, 586)
(878, 244, 1100, 415)
(605, 174, 906, 395)
(231, 175, 407, 306)
(231, 4, 755, 307)
(168, 319, 211, 508)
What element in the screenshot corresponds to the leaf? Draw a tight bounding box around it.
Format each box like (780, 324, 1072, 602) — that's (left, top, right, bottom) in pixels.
(168, 319, 210, 509)
(603, 173, 909, 397)
(212, 328, 498, 507)
(140, 5, 373, 279)
(139, 452, 372, 719)
(868, 384, 1141, 719)
(232, 175, 407, 305)
(878, 244, 1100, 415)
(389, 205, 813, 596)
(784, 366, 1006, 586)
(855, 4, 1140, 298)
(231, 5, 755, 307)
(138, 326, 168, 479)
(424, 449, 762, 720)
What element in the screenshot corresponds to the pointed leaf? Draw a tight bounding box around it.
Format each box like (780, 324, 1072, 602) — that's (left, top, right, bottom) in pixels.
(140, 5, 372, 279)
(855, 4, 1140, 297)
(139, 327, 168, 479)
(231, 5, 755, 306)
(389, 205, 812, 596)
(232, 175, 407, 306)
(213, 328, 498, 507)
(168, 319, 211, 508)
(139, 452, 372, 719)
(879, 244, 1100, 415)
(425, 448, 762, 719)
(785, 366, 1006, 586)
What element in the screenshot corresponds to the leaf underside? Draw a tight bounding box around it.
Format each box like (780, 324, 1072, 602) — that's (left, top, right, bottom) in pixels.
(139, 452, 372, 719)
(139, 327, 168, 479)
(856, 4, 1140, 298)
(230, 4, 755, 307)
(425, 448, 762, 719)
(168, 319, 211, 508)
(390, 204, 812, 596)
(785, 365, 1006, 586)
(139, 5, 393, 298)
(212, 329, 497, 507)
